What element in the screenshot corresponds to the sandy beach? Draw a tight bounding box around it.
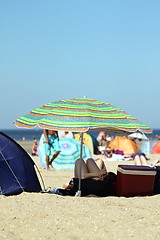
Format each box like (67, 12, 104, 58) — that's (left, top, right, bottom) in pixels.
(1, 140, 160, 240)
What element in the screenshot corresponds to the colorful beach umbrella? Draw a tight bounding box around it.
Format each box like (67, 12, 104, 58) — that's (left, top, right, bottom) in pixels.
(38, 136, 92, 170)
(14, 97, 152, 133)
(14, 97, 152, 196)
(128, 129, 149, 141)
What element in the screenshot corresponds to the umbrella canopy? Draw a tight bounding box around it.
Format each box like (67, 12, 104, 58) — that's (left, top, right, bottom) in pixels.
(38, 136, 92, 170)
(14, 98, 152, 133)
(151, 142, 160, 154)
(108, 136, 138, 154)
(128, 130, 149, 141)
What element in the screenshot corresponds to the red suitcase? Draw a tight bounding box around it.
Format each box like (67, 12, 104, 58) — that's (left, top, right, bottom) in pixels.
(116, 165, 156, 197)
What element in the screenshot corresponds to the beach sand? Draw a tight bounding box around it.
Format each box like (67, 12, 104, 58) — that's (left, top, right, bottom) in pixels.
(1, 141, 160, 240)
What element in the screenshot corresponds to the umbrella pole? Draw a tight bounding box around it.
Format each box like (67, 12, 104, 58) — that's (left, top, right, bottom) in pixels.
(75, 132, 84, 197)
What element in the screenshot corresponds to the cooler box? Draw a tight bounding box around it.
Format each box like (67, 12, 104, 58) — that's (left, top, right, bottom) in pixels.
(116, 165, 156, 197)
(153, 166, 160, 195)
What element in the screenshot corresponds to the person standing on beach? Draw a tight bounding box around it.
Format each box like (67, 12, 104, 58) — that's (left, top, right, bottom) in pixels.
(43, 129, 61, 170)
(31, 137, 38, 156)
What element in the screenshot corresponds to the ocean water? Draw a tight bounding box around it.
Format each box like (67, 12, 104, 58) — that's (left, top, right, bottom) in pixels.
(1, 128, 160, 141)
(1, 129, 43, 141)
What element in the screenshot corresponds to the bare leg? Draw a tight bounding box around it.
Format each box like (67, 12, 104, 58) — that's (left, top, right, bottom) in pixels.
(140, 155, 148, 166)
(50, 151, 61, 165)
(94, 158, 106, 171)
(64, 158, 105, 189)
(156, 161, 160, 166)
(74, 158, 89, 179)
(154, 159, 160, 166)
(74, 158, 108, 181)
(86, 158, 107, 180)
(45, 155, 50, 170)
(134, 155, 141, 165)
(86, 158, 102, 173)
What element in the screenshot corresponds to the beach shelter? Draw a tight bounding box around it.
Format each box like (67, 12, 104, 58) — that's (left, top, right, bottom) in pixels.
(74, 132, 99, 155)
(151, 141, 160, 154)
(108, 136, 138, 154)
(14, 97, 152, 196)
(0, 132, 42, 196)
(128, 129, 149, 141)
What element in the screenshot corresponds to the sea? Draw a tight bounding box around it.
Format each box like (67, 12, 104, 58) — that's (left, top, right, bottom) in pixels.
(1, 128, 160, 141)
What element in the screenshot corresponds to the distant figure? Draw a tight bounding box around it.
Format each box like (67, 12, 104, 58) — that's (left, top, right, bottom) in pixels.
(102, 147, 132, 160)
(155, 134, 160, 140)
(31, 137, 38, 156)
(97, 131, 112, 154)
(97, 131, 107, 147)
(103, 147, 149, 165)
(132, 138, 143, 153)
(43, 129, 61, 170)
(60, 131, 73, 138)
(106, 134, 111, 143)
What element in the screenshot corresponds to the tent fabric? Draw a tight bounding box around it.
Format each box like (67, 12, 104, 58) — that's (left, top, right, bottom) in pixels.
(151, 142, 160, 154)
(108, 136, 138, 154)
(0, 132, 42, 195)
(74, 132, 99, 155)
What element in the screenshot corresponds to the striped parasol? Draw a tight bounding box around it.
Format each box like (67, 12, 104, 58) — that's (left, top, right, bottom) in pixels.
(14, 97, 152, 133)
(38, 136, 92, 170)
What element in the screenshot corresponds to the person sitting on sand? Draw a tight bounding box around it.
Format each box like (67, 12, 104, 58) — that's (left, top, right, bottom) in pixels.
(102, 147, 133, 159)
(103, 147, 149, 165)
(50, 158, 117, 197)
(43, 129, 61, 170)
(135, 155, 160, 167)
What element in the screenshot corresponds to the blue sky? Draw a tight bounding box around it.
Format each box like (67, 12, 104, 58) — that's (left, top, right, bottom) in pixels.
(1, 0, 160, 130)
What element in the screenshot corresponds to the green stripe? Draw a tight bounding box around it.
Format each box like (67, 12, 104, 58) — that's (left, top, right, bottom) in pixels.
(14, 98, 152, 133)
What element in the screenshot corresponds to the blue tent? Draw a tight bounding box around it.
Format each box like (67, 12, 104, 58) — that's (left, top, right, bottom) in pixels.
(0, 132, 42, 195)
